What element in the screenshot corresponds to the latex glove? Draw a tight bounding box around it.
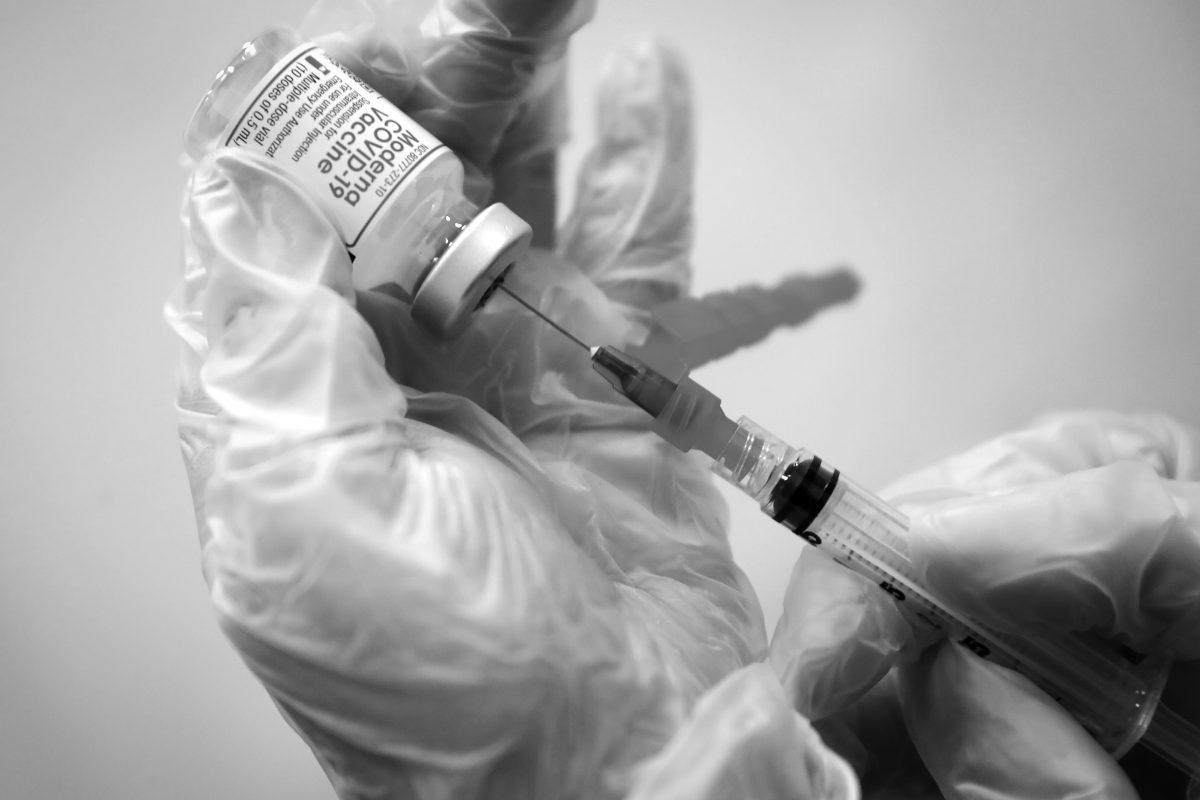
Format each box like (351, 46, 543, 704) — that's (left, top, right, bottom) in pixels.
(769, 411, 1200, 799)
(167, 1, 860, 797)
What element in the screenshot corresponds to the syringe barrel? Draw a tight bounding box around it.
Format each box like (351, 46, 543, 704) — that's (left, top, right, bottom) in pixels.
(710, 415, 1189, 765)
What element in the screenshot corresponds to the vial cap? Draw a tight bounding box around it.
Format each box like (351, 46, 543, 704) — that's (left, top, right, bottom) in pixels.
(411, 203, 533, 338)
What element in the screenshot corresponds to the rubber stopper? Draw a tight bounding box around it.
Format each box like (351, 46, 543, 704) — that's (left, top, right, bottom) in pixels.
(411, 203, 533, 338)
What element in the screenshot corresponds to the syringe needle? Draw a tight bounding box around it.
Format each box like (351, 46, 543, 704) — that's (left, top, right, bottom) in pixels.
(495, 283, 591, 351)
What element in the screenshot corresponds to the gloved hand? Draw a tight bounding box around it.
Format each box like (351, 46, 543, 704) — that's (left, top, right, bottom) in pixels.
(166, 1, 859, 797)
(769, 411, 1200, 799)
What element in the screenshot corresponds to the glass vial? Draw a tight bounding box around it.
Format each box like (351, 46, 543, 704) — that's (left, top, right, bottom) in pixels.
(185, 27, 531, 337)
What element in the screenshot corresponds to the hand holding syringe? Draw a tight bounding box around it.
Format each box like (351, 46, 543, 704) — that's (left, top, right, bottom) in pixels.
(498, 283, 1200, 778)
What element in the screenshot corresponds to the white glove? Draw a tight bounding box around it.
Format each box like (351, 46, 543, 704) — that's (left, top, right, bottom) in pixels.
(770, 411, 1200, 799)
(167, 1, 860, 797)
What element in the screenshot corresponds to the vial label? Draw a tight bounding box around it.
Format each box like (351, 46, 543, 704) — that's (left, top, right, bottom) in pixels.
(221, 44, 444, 253)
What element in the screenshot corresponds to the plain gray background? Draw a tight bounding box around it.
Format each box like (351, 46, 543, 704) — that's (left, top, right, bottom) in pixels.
(2, 1, 1198, 797)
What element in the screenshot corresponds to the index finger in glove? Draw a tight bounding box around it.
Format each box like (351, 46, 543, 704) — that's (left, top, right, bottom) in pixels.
(908, 460, 1200, 659)
(769, 548, 920, 722)
(558, 36, 695, 310)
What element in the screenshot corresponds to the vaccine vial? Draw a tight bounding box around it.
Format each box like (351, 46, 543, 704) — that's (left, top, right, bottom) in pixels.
(185, 28, 532, 337)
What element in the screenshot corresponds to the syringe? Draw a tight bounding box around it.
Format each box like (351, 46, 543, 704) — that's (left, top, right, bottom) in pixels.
(494, 284, 1200, 775)
(588, 342, 1200, 777)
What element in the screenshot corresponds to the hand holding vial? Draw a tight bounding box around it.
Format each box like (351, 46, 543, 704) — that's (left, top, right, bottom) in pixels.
(166, 1, 861, 797)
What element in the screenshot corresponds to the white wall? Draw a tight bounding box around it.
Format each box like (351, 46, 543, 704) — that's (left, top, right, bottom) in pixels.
(1, 2, 1197, 798)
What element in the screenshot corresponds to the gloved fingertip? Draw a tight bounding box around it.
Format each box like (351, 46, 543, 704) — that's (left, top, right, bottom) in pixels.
(187, 148, 354, 302)
(770, 551, 916, 720)
(899, 642, 1138, 800)
(596, 35, 692, 148)
(435, 0, 596, 45)
(559, 36, 696, 305)
(300, 0, 418, 106)
(604, 35, 688, 85)
(625, 664, 859, 800)
(186, 148, 266, 212)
